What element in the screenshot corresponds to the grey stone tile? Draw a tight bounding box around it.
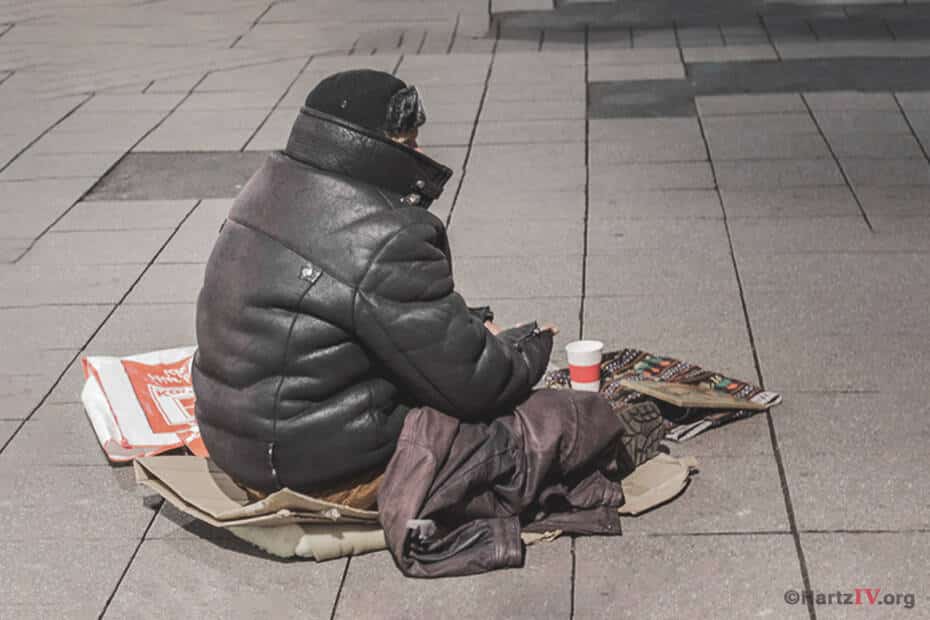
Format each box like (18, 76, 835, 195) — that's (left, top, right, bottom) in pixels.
(480, 99, 585, 121)
(588, 137, 707, 164)
(574, 535, 807, 620)
(335, 538, 571, 620)
(814, 110, 912, 135)
(827, 132, 925, 159)
(857, 186, 930, 216)
(0, 538, 139, 618)
(781, 445, 930, 531)
(123, 263, 206, 305)
(715, 159, 844, 189)
(32, 129, 143, 154)
(721, 187, 860, 218)
(484, 80, 583, 102)
(466, 165, 585, 192)
(801, 533, 928, 614)
(683, 45, 778, 62)
(418, 102, 480, 124)
(452, 188, 584, 220)
(696, 93, 807, 116)
(804, 91, 900, 111)
(104, 538, 346, 620)
(3, 402, 109, 465)
(85, 303, 196, 356)
(586, 217, 730, 255)
(0, 263, 144, 305)
(589, 117, 702, 143)
(707, 132, 830, 161)
(895, 90, 930, 110)
(843, 158, 930, 187)
(590, 162, 715, 191)
(156, 199, 231, 264)
(588, 189, 722, 219)
(19, 229, 173, 266)
(449, 219, 583, 256)
(45, 360, 89, 405)
(453, 255, 582, 299)
(0, 463, 154, 540)
(0, 304, 110, 350)
(0, 421, 18, 444)
(474, 120, 585, 144)
(469, 141, 584, 166)
(0, 151, 124, 182)
(703, 113, 819, 137)
(585, 251, 738, 296)
(588, 48, 680, 65)
(622, 455, 788, 534)
(53, 200, 195, 231)
(729, 216, 874, 254)
(589, 63, 685, 82)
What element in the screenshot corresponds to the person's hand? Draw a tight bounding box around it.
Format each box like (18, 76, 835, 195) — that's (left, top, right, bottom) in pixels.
(538, 322, 559, 335)
(484, 320, 503, 335)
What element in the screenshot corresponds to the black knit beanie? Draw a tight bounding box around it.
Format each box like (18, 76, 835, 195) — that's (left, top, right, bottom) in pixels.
(304, 69, 426, 136)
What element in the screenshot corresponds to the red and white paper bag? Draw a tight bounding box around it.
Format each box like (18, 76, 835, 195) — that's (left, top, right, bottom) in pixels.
(81, 346, 207, 462)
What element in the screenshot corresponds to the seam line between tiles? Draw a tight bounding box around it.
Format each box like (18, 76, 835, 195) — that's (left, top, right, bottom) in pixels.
(693, 104, 818, 620)
(893, 92, 930, 163)
(0, 200, 203, 456)
(97, 511, 160, 619)
(444, 23, 500, 230)
(0, 92, 94, 175)
(329, 557, 352, 620)
(799, 94, 874, 232)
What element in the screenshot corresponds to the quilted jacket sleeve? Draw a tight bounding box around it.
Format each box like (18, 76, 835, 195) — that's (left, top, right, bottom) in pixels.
(353, 220, 553, 420)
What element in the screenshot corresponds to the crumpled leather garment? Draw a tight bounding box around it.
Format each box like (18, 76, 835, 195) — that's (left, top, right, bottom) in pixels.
(192, 108, 553, 494)
(377, 388, 626, 578)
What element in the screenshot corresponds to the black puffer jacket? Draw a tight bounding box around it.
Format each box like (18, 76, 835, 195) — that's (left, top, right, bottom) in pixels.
(193, 108, 553, 493)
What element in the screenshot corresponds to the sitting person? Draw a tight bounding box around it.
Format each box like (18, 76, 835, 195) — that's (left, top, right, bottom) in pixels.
(192, 70, 557, 507)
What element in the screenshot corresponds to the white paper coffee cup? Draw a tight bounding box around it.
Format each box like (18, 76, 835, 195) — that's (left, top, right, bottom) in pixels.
(565, 340, 604, 392)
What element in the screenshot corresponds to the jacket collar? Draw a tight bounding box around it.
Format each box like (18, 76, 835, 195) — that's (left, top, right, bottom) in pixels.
(284, 107, 453, 207)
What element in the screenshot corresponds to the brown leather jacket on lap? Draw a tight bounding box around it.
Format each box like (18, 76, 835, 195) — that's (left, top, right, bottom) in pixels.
(377, 389, 626, 578)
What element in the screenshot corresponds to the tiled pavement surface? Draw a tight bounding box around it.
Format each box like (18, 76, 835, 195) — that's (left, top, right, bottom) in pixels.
(3, 0, 930, 618)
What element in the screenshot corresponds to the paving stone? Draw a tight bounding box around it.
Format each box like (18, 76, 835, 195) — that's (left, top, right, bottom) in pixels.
(801, 533, 928, 614)
(19, 229, 173, 266)
(31, 128, 143, 154)
(0, 263, 144, 305)
(589, 117, 703, 142)
(695, 93, 807, 116)
(814, 110, 912, 135)
(590, 162, 715, 191)
(3, 402, 109, 465)
(335, 538, 572, 620)
(842, 158, 930, 186)
(123, 263, 206, 305)
(0, 538, 139, 619)
(136, 108, 268, 151)
(452, 255, 581, 299)
(0, 463, 153, 540)
(156, 199, 231, 263)
(484, 80, 583, 102)
(44, 360, 88, 405)
(86, 303, 196, 355)
(588, 137, 708, 163)
(53, 200, 195, 231)
(587, 48, 681, 65)
(895, 90, 930, 110)
(733, 215, 930, 255)
(588, 62, 685, 82)
(804, 90, 900, 111)
(0, 151, 124, 181)
(721, 186, 860, 217)
(715, 159, 844, 189)
(826, 132, 925, 159)
(480, 99, 585, 121)
(452, 188, 585, 220)
(707, 132, 830, 161)
(474, 119, 585, 144)
(703, 113, 819, 137)
(683, 45, 778, 62)
(588, 188, 722, 219)
(586, 217, 730, 254)
(449, 219, 583, 256)
(0, 304, 110, 350)
(574, 535, 807, 620)
(585, 251, 737, 296)
(104, 538, 346, 620)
